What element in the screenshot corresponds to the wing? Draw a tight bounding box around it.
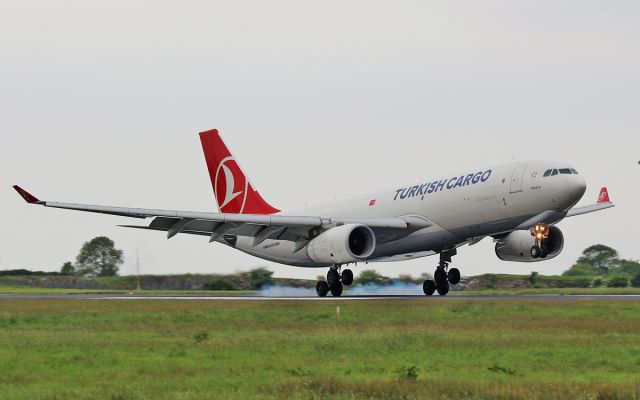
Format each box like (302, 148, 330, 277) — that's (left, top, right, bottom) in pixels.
(12, 186, 432, 246)
(565, 187, 615, 218)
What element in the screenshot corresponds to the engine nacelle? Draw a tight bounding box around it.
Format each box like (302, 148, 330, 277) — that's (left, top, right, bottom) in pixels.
(495, 226, 564, 262)
(307, 224, 376, 264)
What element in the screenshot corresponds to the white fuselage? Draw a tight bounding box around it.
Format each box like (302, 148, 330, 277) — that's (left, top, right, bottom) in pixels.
(228, 160, 587, 267)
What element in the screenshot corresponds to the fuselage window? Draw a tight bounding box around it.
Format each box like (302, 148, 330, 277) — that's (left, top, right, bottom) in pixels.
(543, 169, 552, 177)
(551, 169, 559, 176)
(559, 168, 572, 174)
(571, 169, 578, 174)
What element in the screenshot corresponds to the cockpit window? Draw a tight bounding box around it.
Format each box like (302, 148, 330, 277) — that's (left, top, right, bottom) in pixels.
(545, 168, 578, 177)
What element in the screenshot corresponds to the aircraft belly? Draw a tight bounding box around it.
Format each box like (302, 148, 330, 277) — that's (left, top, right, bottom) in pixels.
(373, 226, 462, 256)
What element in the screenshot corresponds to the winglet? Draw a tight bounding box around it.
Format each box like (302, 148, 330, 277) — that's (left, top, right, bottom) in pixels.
(597, 187, 611, 204)
(13, 185, 41, 204)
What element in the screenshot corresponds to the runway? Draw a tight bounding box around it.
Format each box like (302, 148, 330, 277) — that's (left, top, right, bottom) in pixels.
(2, 293, 640, 301)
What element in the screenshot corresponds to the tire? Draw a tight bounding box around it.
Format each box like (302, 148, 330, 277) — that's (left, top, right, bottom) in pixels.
(540, 245, 549, 259)
(530, 245, 541, 259)
(341, 269, 354, 286)
(316, 281, 329, 297)
(434, 268, 448, 285)
(448, 268, 461, 285)
(423, 280, 436, 296)
(330, 282, 343, 297)
(327, 269, 340, 287)
(437, 282, 450, 296)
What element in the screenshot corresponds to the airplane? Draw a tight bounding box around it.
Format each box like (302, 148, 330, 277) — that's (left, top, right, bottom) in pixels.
(13, 129, 614, 297)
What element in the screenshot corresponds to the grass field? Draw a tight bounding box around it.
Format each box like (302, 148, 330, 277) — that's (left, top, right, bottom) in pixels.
(2, 286, 640, 296)
(0, 287, 257, 295)
(1, 298, 640, 400)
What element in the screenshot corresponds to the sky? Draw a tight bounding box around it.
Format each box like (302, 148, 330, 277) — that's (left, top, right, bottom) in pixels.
(1, 0, 638, 280)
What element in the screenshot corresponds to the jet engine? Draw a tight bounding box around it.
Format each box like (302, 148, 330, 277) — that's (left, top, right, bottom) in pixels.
(495, 226, 564, 262)
(307, 224, 376, 264)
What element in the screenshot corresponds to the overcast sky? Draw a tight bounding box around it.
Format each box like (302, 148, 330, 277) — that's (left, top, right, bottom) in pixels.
(1, 0, 638, 280)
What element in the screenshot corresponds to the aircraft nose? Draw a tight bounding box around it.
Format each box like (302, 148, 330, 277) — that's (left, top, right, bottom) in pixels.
(569, 174, 587, 202)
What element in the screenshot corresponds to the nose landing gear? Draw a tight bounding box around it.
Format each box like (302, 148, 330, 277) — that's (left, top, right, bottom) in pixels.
(316, 265, 354, 297)
(530, 224, 549, 259)
(423, 249, 461, 296)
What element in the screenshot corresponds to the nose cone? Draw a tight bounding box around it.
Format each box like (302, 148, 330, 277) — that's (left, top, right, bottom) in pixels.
(574, 174, 587, 197)
(565, 174, 587, 207)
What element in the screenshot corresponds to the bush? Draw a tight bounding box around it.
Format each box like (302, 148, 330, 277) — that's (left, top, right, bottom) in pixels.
(203, 277, 237, 291)
(0, 269, 60, 277)
(607, 276, 629, 288)
(560, 277, 592, 288)
(611, 260, 640, 276)
(355, 270, 385, 285)
(396, 366, 419, 381)
(486, 274, 499, 289)
(246, 268, 274, 290)
(193, 331, 209, 343)
(397, 274, 418, 284)
(631, 273, 640, 288)
(541, 276, 591, 288)
(563, 263, 600, 276)
(592, 277, 604, 287)
(60, 262, 76, 276)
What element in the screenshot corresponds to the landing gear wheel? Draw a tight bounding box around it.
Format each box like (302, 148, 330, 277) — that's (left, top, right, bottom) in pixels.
(316, 281, 329, 297)
(448, 268, 461, 285)
(530, 245, 541, 259)
(341, 269, 354, 286)
(437, 282, 450, 296)
(423, 280, 436, 296)
(434, 268, 448, 286)
(330, 282, 343, 297)
(327, 269, 340, 287)
(540, 245, 549, 259)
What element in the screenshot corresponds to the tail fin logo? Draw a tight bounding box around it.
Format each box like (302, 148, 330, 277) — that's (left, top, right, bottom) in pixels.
(200, 129, 280, 215)
(597, 187, 610, 204)
(215, 157, 248, 213)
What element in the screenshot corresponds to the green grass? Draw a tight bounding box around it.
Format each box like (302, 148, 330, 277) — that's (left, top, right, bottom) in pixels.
(1, 299, 640, 399)
(0, 287, 257, 295)
(455, 287, 640, 296)
(3, 285, 640, 296)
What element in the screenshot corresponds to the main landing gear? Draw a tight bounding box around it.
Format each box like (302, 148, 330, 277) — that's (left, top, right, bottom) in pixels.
(423, 249, 461, 297)
(316, 265, 354, 297)
(530, 224, 549, 259)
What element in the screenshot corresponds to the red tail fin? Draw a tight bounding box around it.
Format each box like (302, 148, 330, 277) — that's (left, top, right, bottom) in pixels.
(597, 187, 610, 204)
(199, 129, 280, 215)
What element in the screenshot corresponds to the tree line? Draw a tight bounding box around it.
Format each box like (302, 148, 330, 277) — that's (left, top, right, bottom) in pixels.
(563, 244, 640, 288)
(2, 239, 637, 289)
